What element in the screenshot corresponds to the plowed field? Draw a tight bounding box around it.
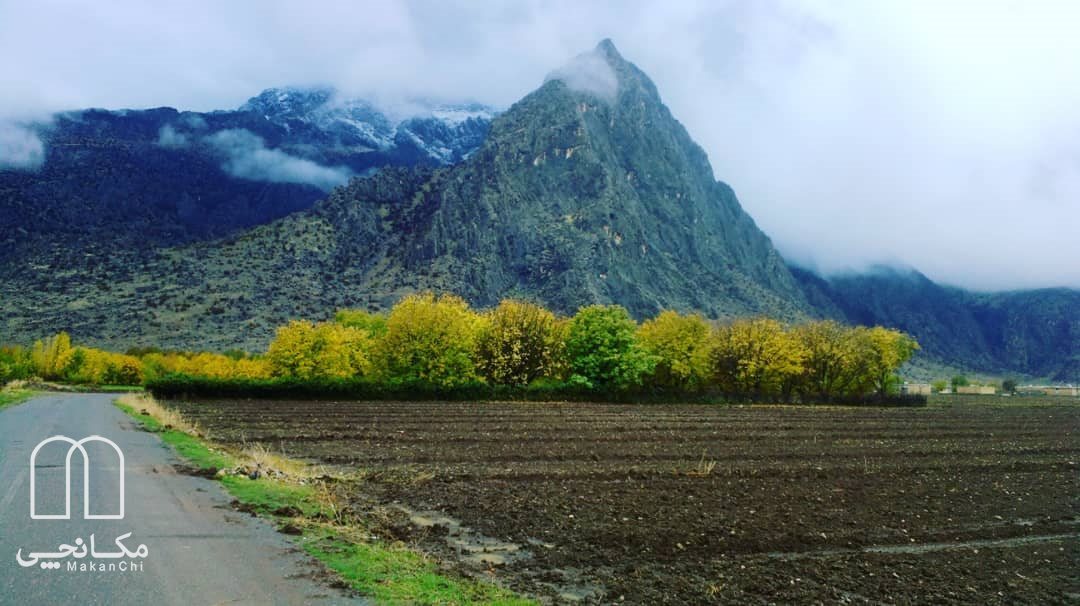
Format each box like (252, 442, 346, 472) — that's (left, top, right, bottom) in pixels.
(168, 398, 1080, 604)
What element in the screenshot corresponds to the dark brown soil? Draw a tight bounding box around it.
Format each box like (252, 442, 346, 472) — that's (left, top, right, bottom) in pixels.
(174, 463, 219, 478)
(169, 398, 1080, 604)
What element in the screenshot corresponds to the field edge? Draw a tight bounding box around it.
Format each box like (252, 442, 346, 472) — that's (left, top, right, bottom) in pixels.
(112, 394, 535, 606)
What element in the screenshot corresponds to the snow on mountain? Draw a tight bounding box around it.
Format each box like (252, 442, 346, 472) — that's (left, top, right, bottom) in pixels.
(238, 87, 497, 161)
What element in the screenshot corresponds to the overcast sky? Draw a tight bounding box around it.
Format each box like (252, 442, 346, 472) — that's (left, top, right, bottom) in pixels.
(1, 0, 1078, 291)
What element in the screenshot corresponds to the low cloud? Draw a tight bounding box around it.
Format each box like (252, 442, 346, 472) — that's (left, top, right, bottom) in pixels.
(206, 128, 351, 191)
(156, 124, 188, 148)
(181, 113, 207, 130)
(545, 48, 618, 102)
(0, 122, 45, 170)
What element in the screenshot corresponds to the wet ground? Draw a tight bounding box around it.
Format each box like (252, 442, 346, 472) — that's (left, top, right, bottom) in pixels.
(170, 398, 1080, 604)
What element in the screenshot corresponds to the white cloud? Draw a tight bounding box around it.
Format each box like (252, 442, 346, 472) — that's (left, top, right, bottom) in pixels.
(545, 47, 618, 101)
(181, 113, 207, 130)
(206, 129, 351, 191)
(0, 122, 45, 170)
(156, 124, 188, 148)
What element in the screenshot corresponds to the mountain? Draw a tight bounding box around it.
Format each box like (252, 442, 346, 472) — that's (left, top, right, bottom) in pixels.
(3, 40, 1073, 381)
(0, 40, 811, 351)
(791, 265, 1080, 382)
(0, 88, 494, 276)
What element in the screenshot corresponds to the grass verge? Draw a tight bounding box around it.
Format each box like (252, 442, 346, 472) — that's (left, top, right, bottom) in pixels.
(114, 393, 532, 605)
(0, 386, 35, 411)
(304, 527, 531, 605)
(94, 384, 146, 393)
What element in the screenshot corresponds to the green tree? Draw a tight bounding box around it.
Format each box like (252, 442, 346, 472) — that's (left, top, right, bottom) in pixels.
(637, 310, 710, 389)
(1002, 378, 1017, 394)
(0, 346, 34, 384)
(931, 379, 948, 393)
(375, 293, 484, 388)
(476, 299, 564, 386)
(951, 375, 969, 390)
(334, 309, 388, 336)
(565, 305, 655, 390)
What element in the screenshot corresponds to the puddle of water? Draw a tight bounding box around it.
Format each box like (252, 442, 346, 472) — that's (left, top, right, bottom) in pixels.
(394, 507, 610, 599)
(556, 587, 605, 603)
(526, 537, 556, 550)
(397, 506, 529, 566)
(534, 568, 607, 603)
(864, 532, 1080, 555)
(765, 531, 1080, 560)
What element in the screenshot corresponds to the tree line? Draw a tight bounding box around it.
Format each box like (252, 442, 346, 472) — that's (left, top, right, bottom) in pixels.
(1, 293, 920, 403)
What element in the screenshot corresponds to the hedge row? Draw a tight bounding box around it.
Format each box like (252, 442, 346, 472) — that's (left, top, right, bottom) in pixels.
(146, 374, 926, 406)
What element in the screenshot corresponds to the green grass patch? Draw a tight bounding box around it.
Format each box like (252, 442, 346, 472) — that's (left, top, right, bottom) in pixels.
(220, 475, 327, 517)
(302, 530, 533, 606)
(96, 384, 145, 393)
(115, 400, 164, 430)
(0, 388, 35, 411)
(114, 397, 534, 605)
(161, 430, 234, 470)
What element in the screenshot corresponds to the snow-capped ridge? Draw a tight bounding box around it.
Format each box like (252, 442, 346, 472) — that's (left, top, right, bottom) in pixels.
(238, 86, 498, 159)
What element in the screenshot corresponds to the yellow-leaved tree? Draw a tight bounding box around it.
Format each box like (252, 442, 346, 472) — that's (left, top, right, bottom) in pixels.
(142, 351, 272, 380)
(267, 320, 373, 380)
(792, 320, 865, 399)
(865, 326, 920, 396)
(71, 348, 143, 385)
(30, 332, 76, 380)
(703, 318, 807, 398)
(476, 299, 565, 386)
(791, 321, 919, 399)
(375, 293, 484, 388)
(637, 310, 711, 389)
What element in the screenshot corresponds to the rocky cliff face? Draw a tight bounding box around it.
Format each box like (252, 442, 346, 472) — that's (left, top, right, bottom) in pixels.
(353, 39, 810, 319)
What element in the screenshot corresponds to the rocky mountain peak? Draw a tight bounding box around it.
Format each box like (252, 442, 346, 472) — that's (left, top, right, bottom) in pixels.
(545, 39, 661, 104)
(361, 40, 812, 319)
(594, 37, 619, 57)
(240, 86, 338, 117)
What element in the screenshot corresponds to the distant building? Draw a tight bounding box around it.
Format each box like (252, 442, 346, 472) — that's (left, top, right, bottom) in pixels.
(1041, 386, 1079, 397)
(901, 383, 933, 396)
(1017, 385, 1079, 397)
(956, 385, 997, 395)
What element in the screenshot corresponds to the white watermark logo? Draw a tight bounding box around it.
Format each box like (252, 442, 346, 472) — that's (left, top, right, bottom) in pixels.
(30, 435, 124, 520)
(16, 435, 148, 572)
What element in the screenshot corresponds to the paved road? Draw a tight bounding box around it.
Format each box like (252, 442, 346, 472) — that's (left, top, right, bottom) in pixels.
(0, 393, 363, 605)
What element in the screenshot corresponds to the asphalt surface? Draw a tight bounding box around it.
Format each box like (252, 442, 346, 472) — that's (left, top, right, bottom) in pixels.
(0, 393, 364, 605)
